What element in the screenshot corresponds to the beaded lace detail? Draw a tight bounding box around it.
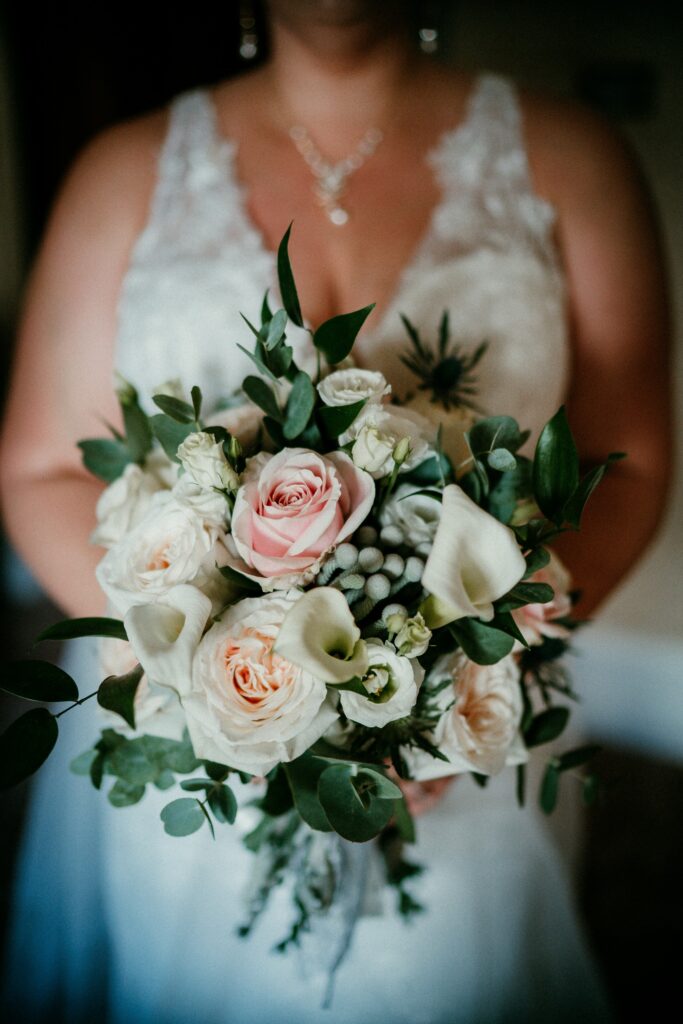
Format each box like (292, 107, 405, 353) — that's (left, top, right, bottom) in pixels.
(114, 71, 569, 440)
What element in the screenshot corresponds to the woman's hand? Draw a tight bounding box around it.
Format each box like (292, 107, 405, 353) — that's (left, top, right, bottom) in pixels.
(397, 776, 456, 817)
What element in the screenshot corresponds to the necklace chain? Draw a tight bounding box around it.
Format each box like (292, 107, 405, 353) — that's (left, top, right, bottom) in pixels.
(288, 124, 384, 226)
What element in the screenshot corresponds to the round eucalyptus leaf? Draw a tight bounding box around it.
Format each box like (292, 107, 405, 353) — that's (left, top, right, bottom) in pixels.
(318, 763, 395, 843)
(108, 778, 146, 807)
(0, 708, 58, 791)
(208, 784, 238, 825)
(487, 448, 517, 472)
(2, 660, 79, 703)
(160, 797, 206, 837)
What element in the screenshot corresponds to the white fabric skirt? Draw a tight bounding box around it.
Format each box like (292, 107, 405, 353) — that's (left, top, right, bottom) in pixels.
(2, 638, 614, 1023)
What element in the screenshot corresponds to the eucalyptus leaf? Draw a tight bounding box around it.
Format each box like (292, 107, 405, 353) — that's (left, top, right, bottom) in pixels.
(523, 547, 551, 578)
(317, 762, 395, 842)
(313, 304, 375, 365)
(78, 438, 131, 483)
(37, 617, 127, 644)
(0, 708, 58, 791)
(524, 707, 570, 748)
(449, 618, 515, 665)
(468, 416, 527, 457)
(236, 343, 278, 382)
(277, 224, 304, 327)
(242, 375, 282, 421)
(108, 738, 158, 785)
(266, 340, 294, 379)
(532, 406, 579, 524)
(70, 748, 96, 776)
(97, 664, 143, 730)
(540, 763, 560, 814)
(487, 448, 517, 472)
(208, 784, 238, 824)
(152, 394, 195, 423)
(150, 413, 193, 462)
(487, 456, 533, 524)
(392, 796, 416, 843)
(262, 767, 295, 816)
(108, 778, 146, 807)
(557, 744, 601, 772)
(2, 660, 79, 703)
(160, 797, 206, 837)
(283, 371, 316, 439)
(496, 582, 555, 613)
(260, 290, 273, 325)
(283, 754, 333, 832)
(263, 308, 288, 350)
(180, 778, 215, 792)
(317, 399, 366, 438)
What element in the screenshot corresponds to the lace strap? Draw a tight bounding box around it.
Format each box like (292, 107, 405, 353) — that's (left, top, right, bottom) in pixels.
(429, 72, 561, 269)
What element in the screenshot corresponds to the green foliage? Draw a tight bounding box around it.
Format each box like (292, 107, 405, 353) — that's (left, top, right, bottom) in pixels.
(78, 438, 131, 482)
(283, 371, 316, 439)
(243, 375, 282, 421)
(448, 617, 515, 665)
(539, 762, 560, 814)
(523, 546, 550, 578)
(468, 416, 529, 459)
(532, 406, 579, 524)
(524, 707, 570, 747)
(487, 448, 516, 472)
(495, 581, 555, 613)
(317, 763, 399, 842)
(36, 617, 127, 644)
(283, 754, 333, 832)
(317, 399, 366, 439)
(150, 413, 193, 461)
(161, 797, 206, 836)
(216, 564, 263, 596)
(118, 381, 154, 463)
(108, 778, 146, 807)
(0, 708, 58, 790)
(487, 456, 534, 524)
(191, 385, 203, 421)
(97, 664, 144, 730)
(313, 305, 375, 365)
(2, 660, 79, 703)
(277, 224, 304, 327)
(152, 394, 196, 423)
(208, 784, 238, 824)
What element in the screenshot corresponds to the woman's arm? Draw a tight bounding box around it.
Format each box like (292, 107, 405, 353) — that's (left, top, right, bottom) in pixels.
(0, 115, 164, 617)
(530, 102, 673, 618)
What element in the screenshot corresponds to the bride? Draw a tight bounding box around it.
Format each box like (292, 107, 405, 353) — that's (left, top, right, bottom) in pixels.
(0, 1, 672, 1021)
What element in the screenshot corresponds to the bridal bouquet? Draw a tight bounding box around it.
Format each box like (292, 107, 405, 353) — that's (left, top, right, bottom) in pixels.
(1, 227, 619, 942)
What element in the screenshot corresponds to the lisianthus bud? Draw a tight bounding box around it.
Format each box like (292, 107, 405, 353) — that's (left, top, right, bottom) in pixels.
(395, 613, 431, 658)
(392, 436, 411, 465)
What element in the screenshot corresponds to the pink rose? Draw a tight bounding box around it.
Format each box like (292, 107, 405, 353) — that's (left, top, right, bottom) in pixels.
(512, 550, 573, 646)
(230, 448, 375, 584)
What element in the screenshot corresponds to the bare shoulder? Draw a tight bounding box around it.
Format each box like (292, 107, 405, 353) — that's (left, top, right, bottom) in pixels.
(49, 103, 171, 243)
(514, 86, 655, 218)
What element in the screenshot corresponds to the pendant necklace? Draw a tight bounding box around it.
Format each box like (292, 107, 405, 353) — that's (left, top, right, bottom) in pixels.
(288, 124, 384, 226)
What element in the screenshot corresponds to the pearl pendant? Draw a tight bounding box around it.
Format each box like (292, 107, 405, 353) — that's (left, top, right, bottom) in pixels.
(329, 207, 349, 226)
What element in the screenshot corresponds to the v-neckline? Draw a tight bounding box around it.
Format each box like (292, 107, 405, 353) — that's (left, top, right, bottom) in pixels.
(199, 72, 488, 337)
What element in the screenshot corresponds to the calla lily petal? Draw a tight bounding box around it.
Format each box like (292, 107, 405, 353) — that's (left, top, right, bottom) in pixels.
(124, 584, 212, 695)
(422, 485, 526, 624)
(274, 587, 368, 683)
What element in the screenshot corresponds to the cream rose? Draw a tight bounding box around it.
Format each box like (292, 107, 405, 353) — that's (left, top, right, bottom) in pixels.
(172, 474, 230, 529)
(229, 448, 375, 585)
(92, 462, 169, 549)
(512, 551, 573, 646)
(403, 652, 527, 780)
(316, 368, 391, 408)
(339, 639, 422, 728)
(177, 431, 239, 492)
(182, 591, 338, 775)
(96, 492, 227, 614)
(340, 405, 434, 479)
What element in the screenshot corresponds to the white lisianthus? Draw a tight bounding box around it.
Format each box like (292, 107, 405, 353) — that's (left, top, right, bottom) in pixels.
(379, 482, 442, 549)
(274, 587, 368, 683)
(97, 633, 187, 740)
(317, 368, 391, 408)
(177, 431, 239, 492)
(340, 406, 434, 479)
(173, 474, 229, 529)
(182, 591, 338, 775)
(340, 639, 422, 728)
(96, 491, 227, 615)
(123, 584, 212, 694)
(92, 462, 170, 549)
(394, 613, 431, 659)
(421, 484, 526, 626)
(403, 652, 527, 779)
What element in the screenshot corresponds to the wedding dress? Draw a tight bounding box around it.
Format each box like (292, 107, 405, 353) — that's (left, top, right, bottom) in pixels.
(2, 72, 614, 1023)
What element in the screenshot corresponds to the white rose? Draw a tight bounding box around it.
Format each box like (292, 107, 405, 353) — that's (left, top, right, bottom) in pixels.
(182, 591, 338, 775)
(420, 484, 526, 626)
(177, 431, 239, 491)
(96, 492, 227, 615)
(340, 406, 434, 479)
(340, 639, 422, 728)
(403, 652, 528, 780)
(92, 462, 169, 549)
(379, 482, 442, 549)
(173, 474, 230, 529)
(394, 613, 432, 658)
(317, 368, 391, 408)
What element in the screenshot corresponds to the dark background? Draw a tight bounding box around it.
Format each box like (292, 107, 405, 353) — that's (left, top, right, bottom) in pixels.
(1, 3, 681, 1022)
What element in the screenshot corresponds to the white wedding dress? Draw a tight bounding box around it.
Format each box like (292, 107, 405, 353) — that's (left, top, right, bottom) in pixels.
(3, 73, 614, 1022)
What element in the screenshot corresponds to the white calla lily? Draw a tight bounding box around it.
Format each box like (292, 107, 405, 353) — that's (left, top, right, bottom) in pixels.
(274, 587, 368, 683)
(124, 584, 212, 695)
(421, 484, 526, 626)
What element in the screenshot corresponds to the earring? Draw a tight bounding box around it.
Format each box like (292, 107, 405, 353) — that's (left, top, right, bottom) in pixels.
(239, 1, 258, 60)
(417, 0, 440, 54)
(418, 26, 438, 53)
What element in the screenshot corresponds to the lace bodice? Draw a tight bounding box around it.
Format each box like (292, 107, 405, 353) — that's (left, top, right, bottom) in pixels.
(115, 72, 569, 443)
